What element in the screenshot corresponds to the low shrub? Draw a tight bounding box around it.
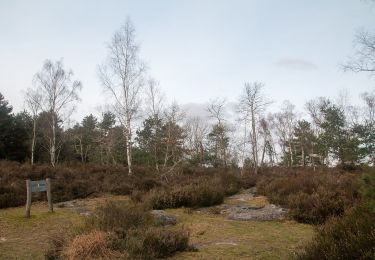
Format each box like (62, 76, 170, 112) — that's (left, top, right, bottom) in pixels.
(63, 230, 121, 260)
(220, 173, 241, 196)
(0, 188, 24, 208)
(88, 201, 190, 259)
(296, 204, 375, 260)
(144, 181, 224, 210)
(86, 202, 154, 233)
(117, 227, 190, 259)
(47, 201, 191, 259)
(257, 169, 359, 224)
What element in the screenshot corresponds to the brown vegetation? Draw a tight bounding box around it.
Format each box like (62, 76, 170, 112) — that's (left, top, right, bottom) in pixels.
(256, 167, 360, 224)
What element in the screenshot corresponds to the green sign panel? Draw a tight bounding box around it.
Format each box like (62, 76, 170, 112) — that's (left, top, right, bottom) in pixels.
(31, 180, 47, 192)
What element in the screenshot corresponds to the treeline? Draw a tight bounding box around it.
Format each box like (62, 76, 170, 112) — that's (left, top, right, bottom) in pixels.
(1, 19, 374, 171)
(1, 87, 375, 171)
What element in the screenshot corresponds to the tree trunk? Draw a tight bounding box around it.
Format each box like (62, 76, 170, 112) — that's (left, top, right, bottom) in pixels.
(288, 141, 293, 167)
(31, 119, 36, 165)
(125, 120, 132, 175)
(251, 109, 258, 174)
(301, 145, 305, 166)
(51, 114, 56, 167)
(261, 139, 266, 166)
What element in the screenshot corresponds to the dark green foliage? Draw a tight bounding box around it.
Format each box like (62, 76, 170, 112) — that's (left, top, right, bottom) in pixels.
(317, 104, 361, 165)
(207, 123, 230, 167)
(0, 94, 32, 162)
(297, 204, 375, 260)
(293, 120, 315, 166)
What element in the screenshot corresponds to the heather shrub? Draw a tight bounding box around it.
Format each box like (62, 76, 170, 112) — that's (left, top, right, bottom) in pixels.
(86, 202, 154, 233)
(88, 202, 190, 259)
(47, 201, 191, 259)
(144, 181, 224, 209)
(296, 204, 375, 260)
(116, 227, 190, 259)
(257, 169, 359, 224)
(0, 187, 24, 208)
(220, 173, 241, 196)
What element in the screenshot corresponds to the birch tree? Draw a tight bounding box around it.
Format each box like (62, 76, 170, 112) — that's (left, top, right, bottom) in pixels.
(32, 60, 81, 167)
(99, 18, 145, 174)
(238, 82, 269, 174)
(25, 88, 42, 165)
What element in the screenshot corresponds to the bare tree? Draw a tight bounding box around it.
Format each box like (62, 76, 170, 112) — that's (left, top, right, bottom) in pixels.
(207, 98, 226, 125)
(32, 59, 81, 167)
(25, 88, 42, 165)
(162, 102, 186, 168)
(238, 82, 270, 174)
(144, 78, 165, 171)
(184, 116, 209, 166)
(361, 91, 375, 124)
(343, 30, 375, 76)
(145, 78, 164, 118)
(99, 18, 145, 175)
(272, 101, 297, 167)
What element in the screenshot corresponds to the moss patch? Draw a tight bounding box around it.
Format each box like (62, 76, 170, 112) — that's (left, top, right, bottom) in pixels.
(0, 202, 83, 259)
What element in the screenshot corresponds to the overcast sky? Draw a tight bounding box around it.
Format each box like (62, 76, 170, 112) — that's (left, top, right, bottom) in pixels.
(0, 0, 374, 122)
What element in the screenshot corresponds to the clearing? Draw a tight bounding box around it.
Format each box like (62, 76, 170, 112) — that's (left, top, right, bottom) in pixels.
(0, 191, 313, 259)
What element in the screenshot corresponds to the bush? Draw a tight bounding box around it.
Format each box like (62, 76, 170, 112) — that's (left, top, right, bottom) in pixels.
(256, 168, 359, 223)
(47, 200, 191, 259)
(119, 227, 190, 259)
(86, 202, 154, 233)
(87, 201, 190, 259)
(0, 188, 24, 208)
(144, 181, 224, 210)
(297, 204, 375, 260)
(63, 230, 121, 260)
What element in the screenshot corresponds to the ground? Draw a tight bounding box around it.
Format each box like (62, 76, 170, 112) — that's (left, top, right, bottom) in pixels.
(0, 192, 314, 260)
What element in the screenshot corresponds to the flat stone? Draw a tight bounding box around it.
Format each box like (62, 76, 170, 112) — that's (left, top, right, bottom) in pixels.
(227, 204, 287, 221)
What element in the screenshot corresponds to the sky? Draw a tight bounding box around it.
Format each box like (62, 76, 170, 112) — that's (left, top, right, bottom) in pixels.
(0, 0, 374, 123)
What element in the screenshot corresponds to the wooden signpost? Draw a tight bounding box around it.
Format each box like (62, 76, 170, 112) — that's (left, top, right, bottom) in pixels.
(26, 178, 53, 218)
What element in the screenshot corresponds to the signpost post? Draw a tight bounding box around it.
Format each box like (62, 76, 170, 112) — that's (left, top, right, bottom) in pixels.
(25, 178, 53, 218)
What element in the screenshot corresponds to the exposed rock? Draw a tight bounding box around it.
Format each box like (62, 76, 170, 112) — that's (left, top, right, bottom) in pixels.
(55, 200, 84, 208)
(55, 200, 93, 217)
(151, 210, 177, 225)
(226, 187, 258, 202)
(226, 204, 287, 221)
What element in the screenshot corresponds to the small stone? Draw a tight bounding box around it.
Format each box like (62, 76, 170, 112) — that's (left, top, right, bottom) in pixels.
(151, 210, 177, 225)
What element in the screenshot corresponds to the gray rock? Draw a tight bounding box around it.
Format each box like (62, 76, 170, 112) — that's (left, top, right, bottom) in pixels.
(151, 210, 177, 225)
(227, 204, 287, 221)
